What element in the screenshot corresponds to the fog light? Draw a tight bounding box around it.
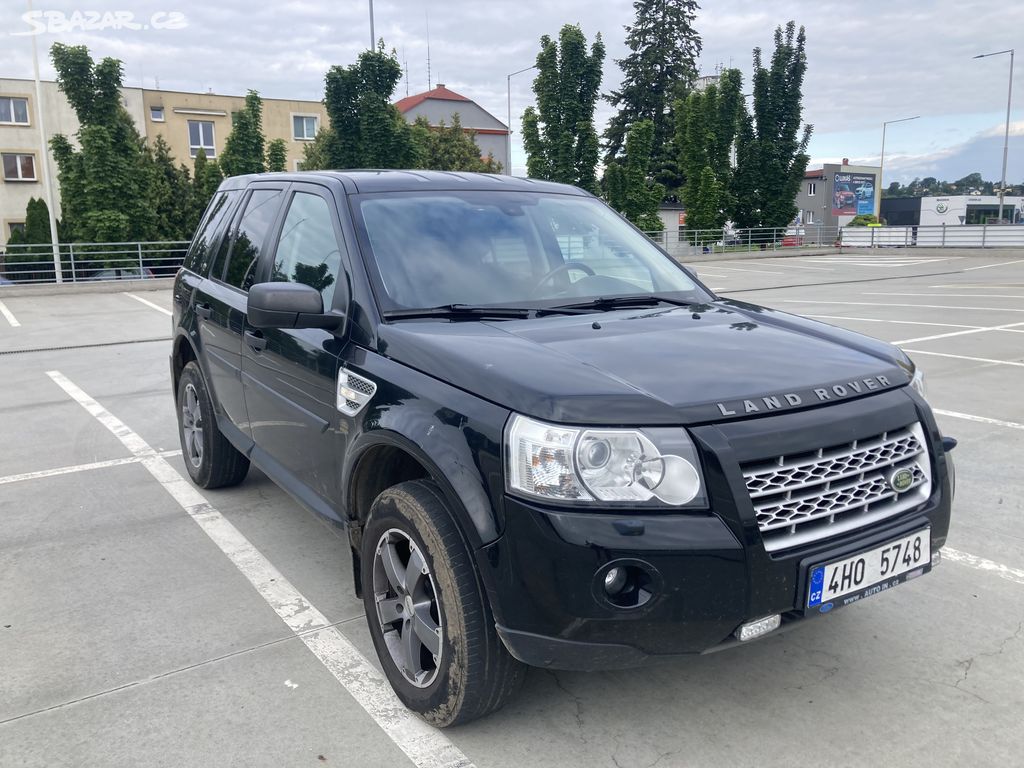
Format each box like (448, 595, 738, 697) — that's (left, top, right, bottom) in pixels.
(603, 566, 628, 596)
(735, 614, 781, 642)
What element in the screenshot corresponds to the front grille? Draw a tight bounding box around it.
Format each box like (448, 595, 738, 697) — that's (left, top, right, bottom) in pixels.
(741, 423, 932, 553)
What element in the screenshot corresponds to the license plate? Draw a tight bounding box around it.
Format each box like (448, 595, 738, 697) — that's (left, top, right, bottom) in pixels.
(807, 529, 930, 610)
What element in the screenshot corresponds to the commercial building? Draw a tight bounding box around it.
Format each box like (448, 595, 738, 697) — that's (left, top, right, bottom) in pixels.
(0, 78, 327, 247)
(881, 195, 1023, 226)
(793, 160, 881, 230)
(395, 84, 509, 170)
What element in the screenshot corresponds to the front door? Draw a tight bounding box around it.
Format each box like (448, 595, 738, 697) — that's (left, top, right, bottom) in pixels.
(240, 184, 350, 513)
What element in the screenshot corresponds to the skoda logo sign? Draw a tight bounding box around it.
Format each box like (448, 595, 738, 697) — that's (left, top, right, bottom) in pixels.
(936, 201, 949, 213)
(889, 468, 915, 493)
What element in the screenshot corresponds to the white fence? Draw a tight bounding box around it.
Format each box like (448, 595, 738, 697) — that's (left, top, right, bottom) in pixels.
(841, 224, 1024, 248)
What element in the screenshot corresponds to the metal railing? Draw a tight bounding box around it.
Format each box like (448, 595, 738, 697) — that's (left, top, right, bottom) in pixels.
(0, 241, 189, 285)
(840, 223, 1024, 248)
(644, 226, 841, 258)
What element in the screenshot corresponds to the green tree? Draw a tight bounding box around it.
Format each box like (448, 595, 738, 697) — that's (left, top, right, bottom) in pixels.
(604, 119, 664, 231)
(731, 22, 813, 229)
(676, 69, 743, 231)
(323, 44, 418, 169)
(686, 166, 724, 236)
(266, 138, 288, 172)
(48, 43, 153, 242)
(411, 114, 503, 173)
(144, 135, 193, 241)
(300, 128, 334, 170)
(603, 0, 702, 199)
(219, 91, 267, 177)
(187, 149, 224, 234)
(521, 24, 605, 191)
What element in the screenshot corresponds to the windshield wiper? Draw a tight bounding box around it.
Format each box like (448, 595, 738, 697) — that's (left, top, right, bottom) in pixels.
(552, 294, 697, 312)
(383, 304, 596, 321)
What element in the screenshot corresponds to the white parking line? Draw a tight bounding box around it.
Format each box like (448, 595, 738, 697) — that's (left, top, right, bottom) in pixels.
(893, 321, 1024, 345)
(702, 265, 787, 274)
(123, 292, 172, 316)
(963, 258, 1024, 271)
(0, 299, 20, 327)
(45, 370, 473, 768)
(779, 300, 1024, 313)
(758, 261, 834, 271)
(904, 349, 1024, 368)
(930, 284, 1024, 290)
(807, 314, 980, 329)
(932, 408, 1024, 431)
(0, 450, 182, 486)
(865, 292, 1024, 299)
(943, 548, 1024, 587)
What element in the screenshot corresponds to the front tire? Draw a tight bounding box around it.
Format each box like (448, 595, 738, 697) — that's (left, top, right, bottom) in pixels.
(176, 361, 249, 489)
(361, 479, 525, 726)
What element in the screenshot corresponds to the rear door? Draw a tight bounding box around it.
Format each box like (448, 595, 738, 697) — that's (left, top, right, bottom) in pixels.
(240, 183, 350, 512)
(194, 184, 287, 445)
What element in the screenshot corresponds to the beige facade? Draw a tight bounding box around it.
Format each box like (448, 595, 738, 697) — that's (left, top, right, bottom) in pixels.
(0, 78, 326, 247)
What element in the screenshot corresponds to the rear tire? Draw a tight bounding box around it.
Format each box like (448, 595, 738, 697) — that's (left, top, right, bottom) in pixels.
(176, 361, 249, 489)
(361, 479, 525, 726)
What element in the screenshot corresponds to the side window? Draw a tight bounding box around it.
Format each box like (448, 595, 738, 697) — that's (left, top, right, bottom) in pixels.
(270, 192, 342, 308)
(222, 189, 283, 291)
(183, 191, 238, 275)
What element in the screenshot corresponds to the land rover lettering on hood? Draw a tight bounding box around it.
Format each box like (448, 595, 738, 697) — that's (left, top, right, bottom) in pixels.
(171, 171, 954, 726)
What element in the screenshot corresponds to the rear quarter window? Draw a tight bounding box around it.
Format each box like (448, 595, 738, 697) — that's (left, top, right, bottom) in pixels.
(182, 190, 240, 276)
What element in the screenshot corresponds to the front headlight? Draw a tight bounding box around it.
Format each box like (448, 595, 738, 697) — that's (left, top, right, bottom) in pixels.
(505, 414, 707, 507)
(910, 366, 926, 400)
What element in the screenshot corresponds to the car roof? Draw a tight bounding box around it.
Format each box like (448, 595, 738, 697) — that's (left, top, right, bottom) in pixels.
(217, 170, 590, 197)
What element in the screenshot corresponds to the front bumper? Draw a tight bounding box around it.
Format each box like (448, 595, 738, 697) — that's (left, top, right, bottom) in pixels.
(477, 389, 954, 670)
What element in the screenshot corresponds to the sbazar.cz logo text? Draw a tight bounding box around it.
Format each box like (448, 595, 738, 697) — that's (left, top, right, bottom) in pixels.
(14, 10, 188, 35)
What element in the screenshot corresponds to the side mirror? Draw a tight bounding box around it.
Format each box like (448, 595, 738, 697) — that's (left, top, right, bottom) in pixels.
(247, 282, 342, 330)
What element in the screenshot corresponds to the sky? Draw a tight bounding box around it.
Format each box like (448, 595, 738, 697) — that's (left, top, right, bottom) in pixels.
(2, 0, 1021, 185)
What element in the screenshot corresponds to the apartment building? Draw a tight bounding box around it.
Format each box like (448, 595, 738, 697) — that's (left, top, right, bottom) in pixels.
(0, 78, 327, 246)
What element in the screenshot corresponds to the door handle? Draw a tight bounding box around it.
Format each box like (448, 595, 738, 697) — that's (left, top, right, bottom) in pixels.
(244, 330, 267, 352)
(195, 302, 212, 319)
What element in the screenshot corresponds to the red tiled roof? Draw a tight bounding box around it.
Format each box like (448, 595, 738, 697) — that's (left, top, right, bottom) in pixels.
(394, 85, 472, 113)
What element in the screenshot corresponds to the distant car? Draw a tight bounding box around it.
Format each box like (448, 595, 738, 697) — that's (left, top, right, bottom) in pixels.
(85, 267, 155, 281)
(0, 274, 13, 285)
(856, 183, 874, 200)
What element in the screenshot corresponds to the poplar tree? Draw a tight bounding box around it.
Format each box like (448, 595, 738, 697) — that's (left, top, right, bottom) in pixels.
(604, 119, 664, 231)
(604, 0, 702, 198)
(144, 136, 193, 241)
(521, 25, 605, 192)
(266, 139, 288, 172)
(219, 91, 267, 177)
(732, 22, 813, 229)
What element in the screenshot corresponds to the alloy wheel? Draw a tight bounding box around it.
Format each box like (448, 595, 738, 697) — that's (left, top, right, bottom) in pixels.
(181, 382, 204, 468)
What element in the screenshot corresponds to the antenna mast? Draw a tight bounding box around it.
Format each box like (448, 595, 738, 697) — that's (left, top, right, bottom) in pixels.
(426, 7, 432, 90)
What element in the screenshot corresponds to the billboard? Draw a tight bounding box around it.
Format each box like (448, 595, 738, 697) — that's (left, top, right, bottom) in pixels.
(832, 172, 876, 217)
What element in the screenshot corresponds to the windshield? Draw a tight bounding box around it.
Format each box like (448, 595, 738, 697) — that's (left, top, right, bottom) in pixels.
(352, 191, 710, 311)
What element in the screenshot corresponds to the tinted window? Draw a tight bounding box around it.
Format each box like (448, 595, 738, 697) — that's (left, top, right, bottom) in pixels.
(270, 192, 342, 308)
(183, 191, 239, 275)
(223, 189, 283, 291)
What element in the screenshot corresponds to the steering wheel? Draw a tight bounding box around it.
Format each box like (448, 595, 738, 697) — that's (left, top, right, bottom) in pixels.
(532, 262, 596, 295)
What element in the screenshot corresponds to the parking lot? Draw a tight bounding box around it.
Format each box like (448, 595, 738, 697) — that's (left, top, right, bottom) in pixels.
(1, 248, 1023, 767)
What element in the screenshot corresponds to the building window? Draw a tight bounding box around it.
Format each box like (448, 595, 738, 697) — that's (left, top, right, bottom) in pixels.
(294, 159, 304, 172)
(806, 209, 815, 224)
(2, 153, 37, 181)
(0, 96, 30, 125)
(807, 182, 816, 196)
(150, 106, 165, 122)
(292, 115, 318, 140)
(8, 221, 26, 238)
(188, 120, 216, 158)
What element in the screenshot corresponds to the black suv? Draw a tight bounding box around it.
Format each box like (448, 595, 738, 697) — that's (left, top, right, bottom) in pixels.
(171, 171, 954, 726)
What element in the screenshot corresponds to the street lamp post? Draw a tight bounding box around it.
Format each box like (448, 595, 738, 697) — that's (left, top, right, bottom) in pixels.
(878, 115, 920, 219)
(973, 49, 1015, 223)
(27, 0, 62, 282)
(506, 64, 537, 176)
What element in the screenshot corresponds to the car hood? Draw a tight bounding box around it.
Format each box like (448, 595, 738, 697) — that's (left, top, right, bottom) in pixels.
(376, 300, 913, 425)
